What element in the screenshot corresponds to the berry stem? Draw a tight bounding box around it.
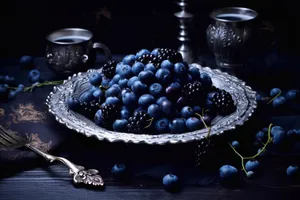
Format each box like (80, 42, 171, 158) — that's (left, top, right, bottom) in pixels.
(229, 123, 273, 175)
(195, 112, 211, 139)
(267, 92, 281, 104)
(24, 80, 63, 92)
(144, 118, 154, 129)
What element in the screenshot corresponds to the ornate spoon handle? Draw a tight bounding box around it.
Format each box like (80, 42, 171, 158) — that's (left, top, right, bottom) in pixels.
(26, 144, 104, 187)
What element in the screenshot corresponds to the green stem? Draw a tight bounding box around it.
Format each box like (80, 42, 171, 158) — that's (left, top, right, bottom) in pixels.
(229, 123, 273, 175)
(195, 112, 211, 139)
(267, 92, 281, 104)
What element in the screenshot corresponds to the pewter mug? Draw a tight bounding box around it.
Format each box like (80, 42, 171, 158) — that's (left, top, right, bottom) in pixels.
(46, 28, 111, 77)
(206, 7, 260, 68)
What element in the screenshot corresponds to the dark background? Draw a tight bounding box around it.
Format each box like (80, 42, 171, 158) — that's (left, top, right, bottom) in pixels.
(0, 0, 297, 58)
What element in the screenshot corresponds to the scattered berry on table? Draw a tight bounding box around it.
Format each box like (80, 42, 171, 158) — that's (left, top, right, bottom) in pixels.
(102, 60, 117, 78)
(212, 89, 236, 116)
(231, 141, 240, 149)
(8, 91, 17, 100)
(111, 164, 127, 178)
(246, 171, 255, 179)
(20, 55, 34, 69)
(286, 165, 299, 178)
(271, 126, 283, 135)
(272, 129, 286, 145)
(270, 88, 281, 97)
(219, 165, 239, 184)
(255, 131, 266, 141)
(4, 75, 15, 85)
(272, 96, 286, 108)
(257, 148, 266, 156)
(162, 174, 180, 192)
(28, 69, 41, 83)
(285, 89, 299, 102)
(245, 160, 260, 172)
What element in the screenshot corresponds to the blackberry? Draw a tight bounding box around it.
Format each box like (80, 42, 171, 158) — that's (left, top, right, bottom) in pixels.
(212, 89, 236, 116)
(136, 54, 159, 66)
(100, 104, 121, 129)
(157, 48, 183, 63)
(195, 138, 213, 167)
(102, 60, 117, 78)
(183, 81, 205, 105)
(127, 111, 152, 134)
(78, 98, 102, 118)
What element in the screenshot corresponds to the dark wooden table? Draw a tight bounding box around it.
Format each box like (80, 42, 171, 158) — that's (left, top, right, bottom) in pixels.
(1, 54, 300, 200)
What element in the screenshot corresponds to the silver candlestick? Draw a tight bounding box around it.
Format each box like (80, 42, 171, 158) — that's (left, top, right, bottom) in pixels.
(174, 0, 195, 64)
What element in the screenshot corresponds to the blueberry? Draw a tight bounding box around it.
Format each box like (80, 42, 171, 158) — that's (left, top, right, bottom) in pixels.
(271, 126, 283, 135)
(272, 129, 286, 145)
(257, 148, 266, 156)
(219, 165, 239, 183)
(4, 76, 15, 85)
(0, 84, 9, 101)
(231, 141, 240, 149)
(156, 96, 168, 107)
(160, 99, 173, 115)
(118, 78, 128, 89)
(89, 72, 102, 86)
(119, 65, 132, 78)
(262, 127, 269, 133)
(207, 91, 217, 101)
(79, 91, 94, 103)
(127, 76, 139, 88)
(93, 89, 103, 99)
(287, 129, 297, 138)
(112, 74, 122, 84)
(270, 88, 281, 97)
(113, 119, 128, 132)
(149, 83, 163, 98)
(246, 171, 255, 179)
(20, 55, 34, 69)
(136, 49, 150, 57)
(147, 104, 162, 119)
(162, 174, 180, 191)
(144, 63, 157, 74)
(122, 54, 136, 65)
(161, 60, 174, 71)
(272, 96, 286, 108)
(165, 82, 181, 100)
(193, 105, 202, 113)
(134, 106, 146, 114)
(8, 91, 17, 100)
(155, 68, 171, 85)
(121, 88, 131, 96)
(15, 84, 25, 93)
(105, 85, 121, 98)
(285, 89, 299, 102)
(94, 109, 104, 125)
(286, 165, 299, 177)
(181, 106, 194, 119)
(188, 67, 200, 81)
(131, 62, 145, 75)
(255, 131, 265, 141)
(174, 62, 187, 76)
(115, 62, 123, 74)
(186, 117, 202, 131)
(200, 73, 212, 90)
(245, 160, 260, 172)
(138, 70, 155, 85)
(175, 96, 186, 109)
(205, 99, 214, 111)
(138, 94, 155, 107)
(105, 96, 120, 105)
(111, 164, 127, 178)
(120, 107, 131, 119)
(169, 118, 186, 133)
(28, 69, 40, 82)
(151, 48, 159, 56)
(155, 118, 170, 133)
(122, 92, 138, 106)
(67, 97, 80, 110)
(101, 77, 111, 87)
(131, 80, 147, 96)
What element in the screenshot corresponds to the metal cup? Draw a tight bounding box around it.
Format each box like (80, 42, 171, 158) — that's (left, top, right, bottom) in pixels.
(206, 7, 259, 68)
(46, 28, 111, 77)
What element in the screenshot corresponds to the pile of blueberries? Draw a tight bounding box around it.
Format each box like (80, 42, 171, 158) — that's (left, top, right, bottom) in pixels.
(67, 48, 236, 135)
(0, 55, 42, 102)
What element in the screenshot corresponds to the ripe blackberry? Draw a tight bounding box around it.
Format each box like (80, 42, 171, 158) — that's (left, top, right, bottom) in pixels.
(195, 138, 213, 167)
(127, 111, 152, 134)
(136, 54, 159, 66)
(100, 104, 121, 129)
(102, 60, 117, 78)
(157, 48, 183, 63)
(212, 89, 236, 116)
(183, 81, 205, 105)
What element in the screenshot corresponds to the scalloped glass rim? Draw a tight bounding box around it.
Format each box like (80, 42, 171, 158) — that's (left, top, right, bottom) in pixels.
(45, 63, 257, 145)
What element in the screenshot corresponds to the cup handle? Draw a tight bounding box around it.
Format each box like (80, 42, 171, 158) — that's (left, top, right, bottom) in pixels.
(93, 42, 112, 61)
(260, 20, 276, 49)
